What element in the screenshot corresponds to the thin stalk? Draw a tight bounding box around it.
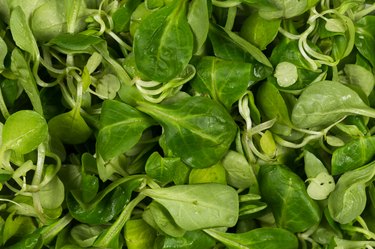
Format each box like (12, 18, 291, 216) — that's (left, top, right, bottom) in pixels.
(32, 143, 47, 224)
(355, 3, 375, 20)
(225, 7, 237, 31)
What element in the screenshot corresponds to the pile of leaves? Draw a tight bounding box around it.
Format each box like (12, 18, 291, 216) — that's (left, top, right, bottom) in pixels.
(1, 0, 375, 248)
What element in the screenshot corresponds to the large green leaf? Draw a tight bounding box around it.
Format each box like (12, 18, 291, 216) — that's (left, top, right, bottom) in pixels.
(137, 96, 237, 168)
(259, 164, 321, 233)
(97, 100, 155, 161)
(191, 56, 252, 109)
(2, 110, 47, 154)
(143, 183, 239, 230)
(133, 0, 193, 82)
(291, 81, 375, 128)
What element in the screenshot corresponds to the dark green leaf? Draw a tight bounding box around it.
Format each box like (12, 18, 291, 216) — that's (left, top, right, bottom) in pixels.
(97, 100, 155, 161)
(134, 0, 194, 82)
(67, 178, 142, 225)
(259, 164, 321, 232)
(331, 136, 375, 175)
(137, 96, 237, 168)
(191, 56, 252, 109)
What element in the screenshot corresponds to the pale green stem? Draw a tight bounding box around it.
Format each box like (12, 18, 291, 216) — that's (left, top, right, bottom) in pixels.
(355, 3, 375, 20)
(332, 65, 339, 82)
(278, 27, 301, 40)
(106, 30, 132, 52)
(0, 148, 13, 172)
(274, 133, 323, 149)
(93, 14, 106, 35)
(0, 198, 21, 207)
(238, 93, 252, 131)
(32, 59, 59, 88)
(32, 143, 46, 224)
(225, 7, 237, 31)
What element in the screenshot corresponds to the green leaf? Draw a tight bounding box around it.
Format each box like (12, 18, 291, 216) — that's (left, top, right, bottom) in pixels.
(204, 227, 298, 249)
(48, 33, 103, 53)
(142, 183, 239, 230)
(209, 23, 272, 68)
(48, 109, 92, 145)
(144, 201, 186, 237)
(291, 81, 375, 128)
(112, 0, 142, 33)
(245, 0, 319, 19)
(259, 164, 321, 232)
(328, 161, 375, 224)
(304, 150, 328, 178)
(134, 0, 194, 82)
(79, 173, 99, 203)
(331, 136, 375, 175)
(124, 219, 156, 249)
(240, 11, 281, 50)
(4, 229, 42, 249)
(256, 81, 292, 126)
(0, 36, 7, 72)
(189, 163, 227, 184)
(191, 56, 252, 109)
(31, 0, 88, 41)
(145, 152, 180, 185)
(70, 224, 102, 248)
(97, 100, 155, 161)
(39, 176, 65, 209)
(2, 110, 47, 154)
(10, 49, 43, 115)
(221, 150, 256, 189)
(355, 16, 375, 68)
(343, 64, 375, 97)
(67, 177, 142, 225)
(95, 74, 121, 100)
(137, 96, 237, 168)
(9, 6, 39, 60)
(187, 0, 209, 52)
(156, 230, 216, 249)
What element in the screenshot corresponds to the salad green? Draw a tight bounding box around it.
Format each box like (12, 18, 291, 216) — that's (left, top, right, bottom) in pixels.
(2, 0, 375, 248)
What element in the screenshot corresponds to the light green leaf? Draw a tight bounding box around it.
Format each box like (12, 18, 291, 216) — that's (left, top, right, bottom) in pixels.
(39, 176, 65, 209)
(48, 109, 92, 145)
(143, 184, 239, 230)
(9, 6, 39, 60)
(2, 110, 47, 154)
